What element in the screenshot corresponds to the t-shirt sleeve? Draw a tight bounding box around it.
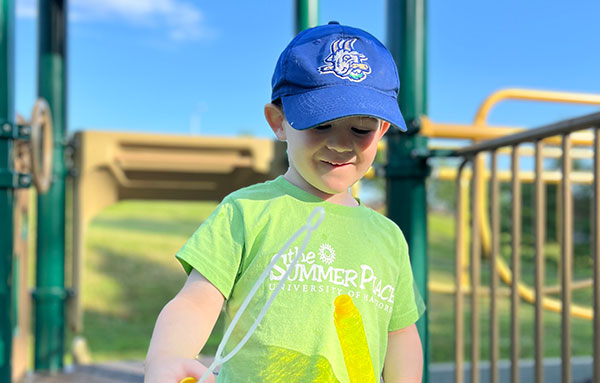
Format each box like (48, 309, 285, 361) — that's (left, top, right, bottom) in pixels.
(175, 197, 245, 299)
(388, 230, 426, 332)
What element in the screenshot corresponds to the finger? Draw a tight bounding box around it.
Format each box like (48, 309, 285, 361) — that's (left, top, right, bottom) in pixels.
(181, 359, 214, 383)
(179, 373, 216, 383)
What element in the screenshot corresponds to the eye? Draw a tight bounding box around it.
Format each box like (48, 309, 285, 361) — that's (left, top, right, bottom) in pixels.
(352, 127, 373, 135)
(314, 125, 331, 131)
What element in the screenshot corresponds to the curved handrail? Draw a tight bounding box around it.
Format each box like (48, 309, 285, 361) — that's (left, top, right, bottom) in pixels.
(473, 89, 600, 320)
(473, 88, 600, 126)
(365, 88, 599, 319)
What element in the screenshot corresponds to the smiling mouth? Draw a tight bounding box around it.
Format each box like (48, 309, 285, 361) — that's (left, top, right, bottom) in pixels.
(322, 160, 352, 167)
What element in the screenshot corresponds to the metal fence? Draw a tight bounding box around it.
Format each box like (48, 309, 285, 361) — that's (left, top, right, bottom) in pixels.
(452, 111, 600, 383)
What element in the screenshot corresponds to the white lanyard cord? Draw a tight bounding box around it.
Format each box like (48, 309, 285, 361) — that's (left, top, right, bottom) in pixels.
(198, 206, 325, 382)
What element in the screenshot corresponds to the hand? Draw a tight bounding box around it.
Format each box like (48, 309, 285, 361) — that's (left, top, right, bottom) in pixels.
(144, 357, 216, 383)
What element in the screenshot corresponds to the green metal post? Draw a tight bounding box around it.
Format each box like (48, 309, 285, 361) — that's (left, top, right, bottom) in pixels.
(295, 0, 318, 33)
(386, 0, 429, 381)
(0, 0, 15, 380)
(34, 0, 67, 372)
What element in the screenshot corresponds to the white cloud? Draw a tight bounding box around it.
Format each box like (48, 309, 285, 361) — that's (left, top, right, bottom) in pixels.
(16, 0, 36, 18)
(16, 0, 211, 42)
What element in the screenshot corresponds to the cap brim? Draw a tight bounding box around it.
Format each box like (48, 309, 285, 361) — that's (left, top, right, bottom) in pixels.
(281, 85, 407, 132)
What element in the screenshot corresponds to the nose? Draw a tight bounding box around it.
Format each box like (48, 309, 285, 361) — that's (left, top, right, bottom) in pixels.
(326, 130, 353, 153)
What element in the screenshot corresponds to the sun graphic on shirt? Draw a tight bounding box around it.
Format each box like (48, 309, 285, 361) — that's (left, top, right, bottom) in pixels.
(319, 243, 336, 265)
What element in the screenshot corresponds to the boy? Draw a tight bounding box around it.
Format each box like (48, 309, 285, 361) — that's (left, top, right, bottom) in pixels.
(145, 22, 424, 383)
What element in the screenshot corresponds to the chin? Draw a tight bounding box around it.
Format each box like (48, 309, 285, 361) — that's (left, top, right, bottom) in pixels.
(316, 179, 355, 195)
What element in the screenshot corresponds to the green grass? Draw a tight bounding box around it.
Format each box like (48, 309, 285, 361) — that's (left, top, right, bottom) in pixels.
(80, 201, 596, 363)
(428, 212, 594, 362)
(81, 200, 218, 361)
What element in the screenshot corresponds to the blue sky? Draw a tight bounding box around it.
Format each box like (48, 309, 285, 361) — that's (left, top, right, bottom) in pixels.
(13, 0, 600, 139)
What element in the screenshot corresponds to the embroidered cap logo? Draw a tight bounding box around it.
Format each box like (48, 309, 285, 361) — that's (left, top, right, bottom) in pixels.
(318, 38, 372, 82)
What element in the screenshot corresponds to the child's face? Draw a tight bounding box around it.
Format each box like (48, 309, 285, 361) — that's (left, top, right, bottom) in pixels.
(281, 116, 389, 199)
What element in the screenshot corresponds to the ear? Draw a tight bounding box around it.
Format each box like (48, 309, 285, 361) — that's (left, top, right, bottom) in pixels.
(264, 103, 287, 141)
(378, 121, 391, 138)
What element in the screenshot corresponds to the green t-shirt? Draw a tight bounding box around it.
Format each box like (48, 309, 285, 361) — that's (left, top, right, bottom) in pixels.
(176, 176, 423, 383)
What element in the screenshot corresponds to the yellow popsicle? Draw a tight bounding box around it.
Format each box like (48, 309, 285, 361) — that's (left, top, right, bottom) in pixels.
(333, 294, 377, 383)
(178, 378, 197, 383)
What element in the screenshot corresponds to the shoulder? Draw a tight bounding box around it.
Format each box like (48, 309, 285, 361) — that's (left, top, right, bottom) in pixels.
(363, 207, 408, 250)
(365, 208, 404, 235)
(218, 177, 288, 218)
(224, 178, 284, 203)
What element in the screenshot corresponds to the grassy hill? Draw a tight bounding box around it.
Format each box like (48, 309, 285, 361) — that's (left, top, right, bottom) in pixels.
(80, 200, 595, 362)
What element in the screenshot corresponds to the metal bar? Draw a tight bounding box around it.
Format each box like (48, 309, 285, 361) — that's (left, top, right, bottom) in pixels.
(543, 279, 592, 294)
(511, 146, 521, 383)
(593, 127, 600, 383)
(500, 145, 594, 160)
(490, 150, 500, 383)
(561, 134, 573, 383)
(386, 1, 429, 381)
(420, 116, 596, 146)
(475, 145, 593, 160)
(0, 0, 15, 381)
(428, 144, 594, 162)
(34, 0, 67, 371)
(473, 88, 600, 127)
(534, 140, 545, 383)
(455, 111, 600, 157)
(471, 155, 481, 383)
(455, 160, 468, 383)
(387, 0, 427, 125)
(435, 167, 595, 185)
(294, 0, 318, 34)
(431, 277, 594, 297)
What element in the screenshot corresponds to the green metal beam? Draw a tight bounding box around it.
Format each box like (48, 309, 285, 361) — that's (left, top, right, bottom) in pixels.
(0, 0, 15, 381)
(386, 0, 430, 381)
(34, 0, 67, 372)
(295, 0, 318, 34)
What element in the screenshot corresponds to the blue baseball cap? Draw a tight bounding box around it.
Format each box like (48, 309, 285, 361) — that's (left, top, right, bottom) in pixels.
(271, 22, 406, 132)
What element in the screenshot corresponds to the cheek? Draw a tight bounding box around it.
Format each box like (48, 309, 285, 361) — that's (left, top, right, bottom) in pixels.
(362, 148, 378, 167)
(358, 137, 380, 166)
(288, 135, 317, 161)
(356, 134, 378, 152)
(295, 135, 322, 156)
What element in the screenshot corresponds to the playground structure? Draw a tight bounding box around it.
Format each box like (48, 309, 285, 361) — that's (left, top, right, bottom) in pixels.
(425, 89, 600, 320)
(68, 131, 287, 333)
(442, 89, 599, 383)
(364, 88, 600, 382)
(1, 1, 599, 383)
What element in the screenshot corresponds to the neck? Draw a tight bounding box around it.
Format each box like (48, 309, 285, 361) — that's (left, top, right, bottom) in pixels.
(283, 170, 359, 207)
